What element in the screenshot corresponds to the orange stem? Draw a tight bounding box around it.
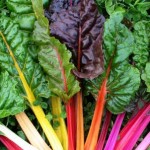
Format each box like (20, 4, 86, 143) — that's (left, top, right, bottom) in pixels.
(84, 79, 107, 150)
(76, 91, 84, 150)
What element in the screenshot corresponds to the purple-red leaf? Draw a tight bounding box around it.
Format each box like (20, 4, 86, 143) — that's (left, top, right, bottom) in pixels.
(45, 0, 105, 79)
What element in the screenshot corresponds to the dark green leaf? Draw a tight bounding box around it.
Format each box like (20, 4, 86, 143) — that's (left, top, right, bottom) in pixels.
(0, 16, 50, 102)
(141, 62, 150, 92)
(133, 21, 150, 69)
(103, 12, 134, 67)
(106, 64, 140, 114)
(0, 72, 26, 118)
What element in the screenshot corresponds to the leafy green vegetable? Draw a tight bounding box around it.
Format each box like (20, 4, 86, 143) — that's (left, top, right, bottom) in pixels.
(0, 16, 50, 101)
(32, 0, 80, 102)
(133, 21, 150, 69)
(6, 0, 36, 30)
(141, 63, 150, 92)
(0, 72, 25, 118)
(106, 64, 140, 113)
(85, 12, 140, 114)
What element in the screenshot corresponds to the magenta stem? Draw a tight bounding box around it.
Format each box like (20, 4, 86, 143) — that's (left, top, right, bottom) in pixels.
(104, 112, 125, 150)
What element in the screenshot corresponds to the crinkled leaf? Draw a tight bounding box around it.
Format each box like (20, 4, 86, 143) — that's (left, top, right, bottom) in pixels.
(136, 2, 150, 16)
(46, 0, 105, 79)
(105, 0, 125, 15)
(106, 64, 140, 114)
(0, 72, 26, 118)
(5, 0, 35, 30)
(0, 16, 50, 101)
(133, 21, 150, 69)
(141, 63, 150, 92)
(32, 0, 80, 102)
(103, 12, 134, 67)
(84, 12, 140, 114)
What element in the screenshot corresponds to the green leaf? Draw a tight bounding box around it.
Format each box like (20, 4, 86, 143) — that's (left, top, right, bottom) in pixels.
(5, 0, 36, 30)
(0, 16, 50, 102)
(106, 64, 140, 114)
(32, 0, 80, 102)
(133, 21, 150, 69)
(0, 72, 26, 118)
(103, 12, 134, 67)
(141, 62, 150, 92)
(136, 2, 150, 16)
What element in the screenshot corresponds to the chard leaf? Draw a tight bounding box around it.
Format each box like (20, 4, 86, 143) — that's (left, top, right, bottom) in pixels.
(84, 12, 140, 114)
(0, 71, 26, 118)
(141, 63, 150, 92)
(136, 2, 150, 16)
(106, 64, 140, 114)
(46, 0, 105, 79)
(6, 0, 36, 30)
(103, 12, 134, 67)
(133, 21, 150, 69)
(0, 16, 50, 102)
(32, 0, 80, 102)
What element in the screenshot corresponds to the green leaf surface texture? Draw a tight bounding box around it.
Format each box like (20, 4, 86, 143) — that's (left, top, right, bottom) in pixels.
(142, 63, 150, 92)
(133, 21, 150, 69)
(84, 12, 140, 114)
(0, 72, 26, 118)
(32, 0, 80, 102)
(6, 0, 36, 30)
(106, 64, 140, 114)
(103, 12, 134, 67)
(0, 16, 50, 104)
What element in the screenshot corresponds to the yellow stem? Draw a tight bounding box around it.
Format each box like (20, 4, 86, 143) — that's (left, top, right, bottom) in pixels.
(0, 31, 63, 150)
(51, 97, 68, 150)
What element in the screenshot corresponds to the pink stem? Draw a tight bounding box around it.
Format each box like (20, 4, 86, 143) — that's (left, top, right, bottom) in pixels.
(96, 111, 112, 150)
(104, 113, 125, 150)
(135, 132, 150, 150)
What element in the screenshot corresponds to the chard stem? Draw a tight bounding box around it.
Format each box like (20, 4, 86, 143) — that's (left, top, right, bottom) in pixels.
(76, 91, 84, 150)
(96, 111, 112, 150)
(104, 113, 125, 150)
(0, 124, 38, 150)
(15, 112, 51, 150)
(135, 132, 150, 150)
(66, 97, 76, 150)
(51, 97, 68, 150)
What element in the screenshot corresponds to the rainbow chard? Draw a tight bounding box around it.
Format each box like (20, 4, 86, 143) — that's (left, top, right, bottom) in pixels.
(45, 1, 105, 149)
(84, 12, 140, 150)
(31, 0, 80, 149)
(0, 1, 65, 150)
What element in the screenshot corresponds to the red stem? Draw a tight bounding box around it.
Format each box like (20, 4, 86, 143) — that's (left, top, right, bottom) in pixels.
(0, 135, 22, 150)
(66, 97, 76, 150)
(96, 111, 112, 150)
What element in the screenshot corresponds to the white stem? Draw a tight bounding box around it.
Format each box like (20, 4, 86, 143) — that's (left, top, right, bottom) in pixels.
(0, 124, 38, 150)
